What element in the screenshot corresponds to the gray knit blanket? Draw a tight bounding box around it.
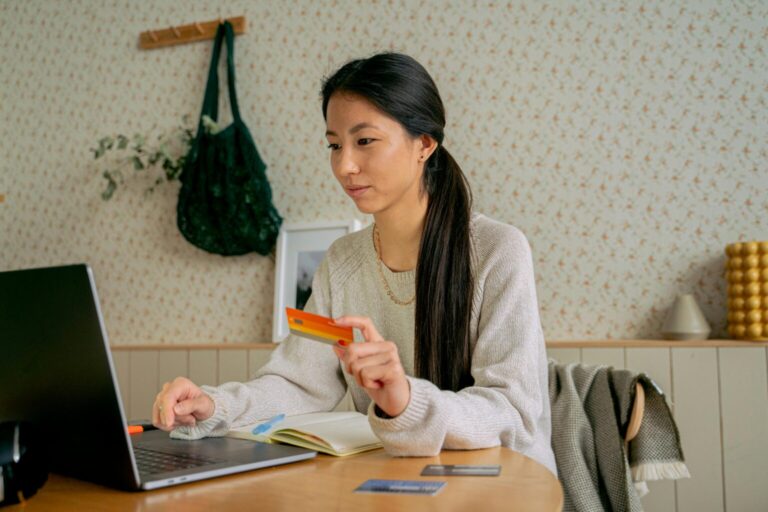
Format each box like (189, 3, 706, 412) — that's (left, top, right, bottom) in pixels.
(548, 361, 690, 512)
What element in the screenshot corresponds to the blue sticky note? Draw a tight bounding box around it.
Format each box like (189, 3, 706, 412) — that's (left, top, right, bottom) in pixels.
(354, 479, 446, 496)
(251, 413, 285, 435)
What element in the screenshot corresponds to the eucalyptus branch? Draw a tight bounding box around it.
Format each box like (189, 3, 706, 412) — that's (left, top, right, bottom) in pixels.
(92, 115, 195, 200)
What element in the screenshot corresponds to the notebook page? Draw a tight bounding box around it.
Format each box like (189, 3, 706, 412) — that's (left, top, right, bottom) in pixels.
(274, 414, 381, 453)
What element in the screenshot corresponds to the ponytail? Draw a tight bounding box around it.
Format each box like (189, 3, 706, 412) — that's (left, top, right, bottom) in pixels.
(416, 145, 474, 392)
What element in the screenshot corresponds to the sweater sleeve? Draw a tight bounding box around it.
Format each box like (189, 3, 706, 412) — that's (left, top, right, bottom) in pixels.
(171, 257, 347, 440)
(367, 225, 549, 456)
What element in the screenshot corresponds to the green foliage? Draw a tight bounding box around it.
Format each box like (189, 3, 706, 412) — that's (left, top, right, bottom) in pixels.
(92, 115, 195, 200)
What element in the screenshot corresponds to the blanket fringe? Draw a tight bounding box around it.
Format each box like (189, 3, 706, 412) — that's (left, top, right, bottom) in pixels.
(632, 461, 690, 481)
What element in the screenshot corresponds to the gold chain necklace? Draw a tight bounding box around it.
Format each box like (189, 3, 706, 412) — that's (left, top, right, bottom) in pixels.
(373, 225, 416, 306)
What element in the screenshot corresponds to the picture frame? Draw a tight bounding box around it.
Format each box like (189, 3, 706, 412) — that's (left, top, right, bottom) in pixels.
(272, 219, 363, 342)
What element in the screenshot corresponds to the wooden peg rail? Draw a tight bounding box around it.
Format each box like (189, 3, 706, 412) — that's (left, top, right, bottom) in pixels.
(139, 16, 246, 50)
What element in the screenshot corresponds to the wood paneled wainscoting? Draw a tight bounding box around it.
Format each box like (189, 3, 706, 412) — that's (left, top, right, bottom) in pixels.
(111, 340, 768, 512)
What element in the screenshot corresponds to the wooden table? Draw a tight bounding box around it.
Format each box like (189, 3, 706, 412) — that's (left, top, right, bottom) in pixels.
(10, 447, 562, 511)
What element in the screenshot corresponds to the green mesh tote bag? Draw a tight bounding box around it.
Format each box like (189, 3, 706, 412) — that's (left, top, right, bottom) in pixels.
(177, 21, 282, 256)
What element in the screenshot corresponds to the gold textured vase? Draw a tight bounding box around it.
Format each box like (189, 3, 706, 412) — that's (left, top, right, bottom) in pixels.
(725, 241, 768, 341)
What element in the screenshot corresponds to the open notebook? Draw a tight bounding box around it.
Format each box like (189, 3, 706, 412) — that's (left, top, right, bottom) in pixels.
(228, 412, 383, 457)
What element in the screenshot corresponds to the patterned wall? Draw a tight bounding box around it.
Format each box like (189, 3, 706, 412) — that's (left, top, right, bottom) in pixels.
(1, 0, 765, 343)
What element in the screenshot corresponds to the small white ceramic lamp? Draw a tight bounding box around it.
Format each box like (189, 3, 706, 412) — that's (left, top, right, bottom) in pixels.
(661, 294, 711, 341)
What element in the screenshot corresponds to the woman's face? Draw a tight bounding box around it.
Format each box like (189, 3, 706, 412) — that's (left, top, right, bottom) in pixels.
(325, 92, 429, 215)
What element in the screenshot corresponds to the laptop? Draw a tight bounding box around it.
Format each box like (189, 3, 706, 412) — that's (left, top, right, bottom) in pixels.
(0, 264, 317, 491)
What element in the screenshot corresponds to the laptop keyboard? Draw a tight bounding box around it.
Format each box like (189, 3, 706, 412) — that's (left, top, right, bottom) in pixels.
(134, 446, 221, 476)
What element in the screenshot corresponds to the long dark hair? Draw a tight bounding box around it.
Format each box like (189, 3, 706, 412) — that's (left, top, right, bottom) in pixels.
(321, 53, 474, 392)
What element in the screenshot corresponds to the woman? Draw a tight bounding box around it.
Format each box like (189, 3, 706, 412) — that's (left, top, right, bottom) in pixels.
(153, 53, 556, 475)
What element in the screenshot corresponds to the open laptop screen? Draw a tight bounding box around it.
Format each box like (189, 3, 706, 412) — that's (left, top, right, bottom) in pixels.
(0, 264, 139, 489)
(1, 264, 317, 491)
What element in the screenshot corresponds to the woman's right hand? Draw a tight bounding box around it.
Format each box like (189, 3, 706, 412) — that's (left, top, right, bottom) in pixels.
(152, 377, 215, 431)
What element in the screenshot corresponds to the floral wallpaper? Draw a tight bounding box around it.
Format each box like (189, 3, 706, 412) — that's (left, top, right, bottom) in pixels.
(1, 0, 765, 343)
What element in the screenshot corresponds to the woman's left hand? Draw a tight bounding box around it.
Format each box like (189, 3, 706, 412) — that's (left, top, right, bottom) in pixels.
(332, 315, 410, 418)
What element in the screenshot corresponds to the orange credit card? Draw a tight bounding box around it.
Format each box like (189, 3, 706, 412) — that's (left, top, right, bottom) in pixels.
(286, 307, 354, 347)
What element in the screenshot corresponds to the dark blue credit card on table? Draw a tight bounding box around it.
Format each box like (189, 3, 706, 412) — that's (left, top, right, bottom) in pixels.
(354, 479, 446, 495)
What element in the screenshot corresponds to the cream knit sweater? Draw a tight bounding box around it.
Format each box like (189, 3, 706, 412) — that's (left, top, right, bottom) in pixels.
(173, 213, 556, 475)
